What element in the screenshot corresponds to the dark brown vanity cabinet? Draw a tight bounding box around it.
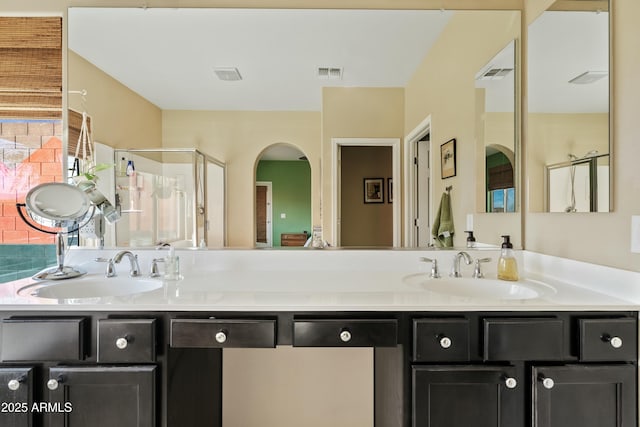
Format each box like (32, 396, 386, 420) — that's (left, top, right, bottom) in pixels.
(411, 314, 638, 427)
(0, 367, 34, 427)
(0, 311, 635, 427)
(47, 366, 156, 427)
(413, 365, 520, 427)
(532, 364, 635, 427)
(0, 315, 158, 427)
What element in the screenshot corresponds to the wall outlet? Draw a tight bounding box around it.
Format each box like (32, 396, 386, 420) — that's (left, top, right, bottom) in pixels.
(280, 213, 286, 219)
(631, 216, 640, 253)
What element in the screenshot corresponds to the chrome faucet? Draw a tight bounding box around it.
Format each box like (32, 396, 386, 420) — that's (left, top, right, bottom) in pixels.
(450, 251, 473, 278)
(113, 251, 142, 277)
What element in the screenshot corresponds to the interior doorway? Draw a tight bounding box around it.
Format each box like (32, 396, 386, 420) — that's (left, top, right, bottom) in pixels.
(404, 116, 432, 247)
(254, 144, 311, 247)
(415, 134, 431, 246)
(255, 182, 272, 247)
(331, 138, 401, 247)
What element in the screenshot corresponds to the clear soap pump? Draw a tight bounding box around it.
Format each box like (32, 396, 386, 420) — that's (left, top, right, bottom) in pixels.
(497, 235, 519, 281)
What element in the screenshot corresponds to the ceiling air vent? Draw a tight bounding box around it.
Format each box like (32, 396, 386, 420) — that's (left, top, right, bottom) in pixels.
(569, 71, 608, 84)
(214, 67, 242, 81)
(476, 67, 513, 81)
(318, 67, 343, 80)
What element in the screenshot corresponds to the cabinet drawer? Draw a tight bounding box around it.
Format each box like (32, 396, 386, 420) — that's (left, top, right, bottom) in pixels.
(1, 318, 85, 362)
(98, 319, 156, 363)
(293, 319, 397, 347)
(413, 318, 470, 362)
(170, 319, 276, 348)
(483, 318, 564, 361)
(578, 318, 637, 361)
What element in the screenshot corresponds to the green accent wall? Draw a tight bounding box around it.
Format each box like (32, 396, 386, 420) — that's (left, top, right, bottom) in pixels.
(256, 160, 311, 247)
(0, 244, 56, 283)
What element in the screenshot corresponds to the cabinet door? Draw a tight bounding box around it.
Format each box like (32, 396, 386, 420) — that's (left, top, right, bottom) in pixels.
(413, 365, 521, 427)
(47, 366, 155, 427)
(533, 365, 636, 427)
(0, 367, 33, 427)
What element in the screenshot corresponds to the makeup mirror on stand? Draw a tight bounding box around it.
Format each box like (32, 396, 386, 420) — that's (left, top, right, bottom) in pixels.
(17, 182, 95, 280)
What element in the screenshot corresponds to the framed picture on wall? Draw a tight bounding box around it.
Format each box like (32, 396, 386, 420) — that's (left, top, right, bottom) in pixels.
(364, 178, 384, 203)
(387, 178, 393, 203)
(440, 138, 457, 179)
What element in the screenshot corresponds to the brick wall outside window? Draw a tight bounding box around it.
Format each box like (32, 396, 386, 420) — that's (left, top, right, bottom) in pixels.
(0, 119, 64, 244)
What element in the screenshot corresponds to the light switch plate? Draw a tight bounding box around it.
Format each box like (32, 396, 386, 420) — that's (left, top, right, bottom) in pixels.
(280, 213, 286, 219)
(631, 216, 640, 253)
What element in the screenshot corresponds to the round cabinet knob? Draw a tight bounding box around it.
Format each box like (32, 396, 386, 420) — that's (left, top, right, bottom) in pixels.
(7, 379, 21, 391)
(438, 336, 452, 349)
(47, 379, 59, 391)
(340, 330, 352, 343)
(541, 377, 555, 390)
(215, 331, 227, 344)
(115, 337, 129, 350)
(504, 377, 517, 389)
(610, 336, 623, 348)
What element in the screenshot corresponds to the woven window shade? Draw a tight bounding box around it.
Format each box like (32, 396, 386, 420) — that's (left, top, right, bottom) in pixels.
(0, 17, 62, 119)
(487, 163, 514, 191)
(68, 109, 91, 157)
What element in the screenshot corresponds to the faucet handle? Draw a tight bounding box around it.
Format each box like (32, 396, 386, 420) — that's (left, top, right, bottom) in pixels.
(472, 257, 492, 279)
(95, 257, 116, 278)
(149, 258, 165, 278)
(419, 257, 441, 278)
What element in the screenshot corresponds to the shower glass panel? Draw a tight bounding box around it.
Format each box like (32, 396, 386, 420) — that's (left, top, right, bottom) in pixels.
(546, 154, 609, 213)
(113, 149, 225, 248)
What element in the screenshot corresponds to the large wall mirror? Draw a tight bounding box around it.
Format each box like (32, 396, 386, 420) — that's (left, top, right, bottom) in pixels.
(475, 41, 517, 213)
(528, 0, 610, 213)
(67, 7, 520, 248)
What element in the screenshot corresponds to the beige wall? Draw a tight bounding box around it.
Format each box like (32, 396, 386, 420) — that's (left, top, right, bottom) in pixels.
(340, 146, 393, 246)
(162, 110, 321, 247)
(321, 87, 404, 244)
(405, 10, 521, 247)
(527, 113, 609, 212)
(68, 50, 162, 149)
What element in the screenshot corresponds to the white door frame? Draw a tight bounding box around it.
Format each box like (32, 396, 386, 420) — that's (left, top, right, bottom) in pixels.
(255, 181, 273, 247)
(404, 116, 432, 247)
(331, 138, 401, 247)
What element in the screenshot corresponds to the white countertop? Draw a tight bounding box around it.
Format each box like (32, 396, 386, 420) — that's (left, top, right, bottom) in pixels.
(0, 248, 638, 312)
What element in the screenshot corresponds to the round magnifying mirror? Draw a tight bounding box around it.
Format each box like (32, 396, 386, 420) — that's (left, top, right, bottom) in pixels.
(25, 183, 91, 228)
(21, 183, 93, 281)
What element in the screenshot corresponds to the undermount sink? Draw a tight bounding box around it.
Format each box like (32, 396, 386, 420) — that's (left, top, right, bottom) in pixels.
(402, 274, 554, 300)
(18, 275, 163, 300)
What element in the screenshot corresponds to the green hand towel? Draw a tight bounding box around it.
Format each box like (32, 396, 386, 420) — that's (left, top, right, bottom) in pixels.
(432, 192, 454, 248)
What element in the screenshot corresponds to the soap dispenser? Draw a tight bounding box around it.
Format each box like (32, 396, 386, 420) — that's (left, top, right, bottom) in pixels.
(497, 235, 519, 281)
(465, 231, 476, 248)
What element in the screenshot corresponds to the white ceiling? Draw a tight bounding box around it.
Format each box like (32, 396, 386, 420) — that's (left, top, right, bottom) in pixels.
(528, 10, 609, 113)
(68, 8, 453, 111)
(68, 8, 608, 114)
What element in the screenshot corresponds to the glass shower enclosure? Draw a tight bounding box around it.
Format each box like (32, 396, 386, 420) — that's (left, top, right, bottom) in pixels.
(113, 149, 225, 248)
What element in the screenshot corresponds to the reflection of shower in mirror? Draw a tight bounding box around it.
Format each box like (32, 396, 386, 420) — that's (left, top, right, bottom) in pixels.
(546, 151, 609, 213)
(112, 149, 226, 248)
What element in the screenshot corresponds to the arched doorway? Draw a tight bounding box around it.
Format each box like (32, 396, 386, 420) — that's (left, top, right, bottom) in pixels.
(254, 144, 311, 247)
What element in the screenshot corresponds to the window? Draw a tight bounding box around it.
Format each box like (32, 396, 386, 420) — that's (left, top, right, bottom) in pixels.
(0, 17, 62, 281)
